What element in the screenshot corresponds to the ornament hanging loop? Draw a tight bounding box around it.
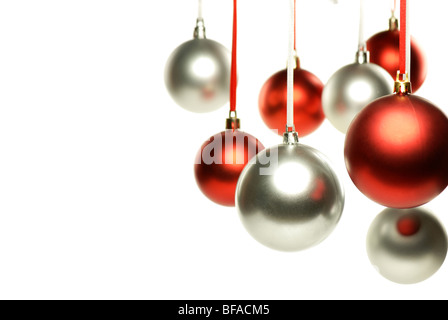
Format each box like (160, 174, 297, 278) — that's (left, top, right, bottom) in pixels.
(194, 18, 206, 39)
(394, 72, 412, 95)
(226, 110, 240, 130)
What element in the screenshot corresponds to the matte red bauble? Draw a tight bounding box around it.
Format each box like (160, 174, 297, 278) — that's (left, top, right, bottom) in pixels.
(366, 28, 427, 92)
(344, 94, 448, 209)
(194, 130, 264, 207)
(258, 61, 324, 137)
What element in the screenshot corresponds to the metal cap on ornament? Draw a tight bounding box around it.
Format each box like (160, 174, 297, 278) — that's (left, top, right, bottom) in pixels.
(389, 14, 398, 31)
(225, 110, 241, 131)
(283, 125, 299, 145)
(288, 53, 300, 69)
(355, 47, 369, 64)
(193, 18, 206, 39)
(394, 72, 412, 95)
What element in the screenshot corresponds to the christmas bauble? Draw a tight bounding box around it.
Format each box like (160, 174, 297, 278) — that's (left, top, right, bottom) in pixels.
(366, 29, 427, 92)
(165, 38, 231, 113)
(258, 66, 324, 137)
(345, 94, 448, 208)
(366, 207, 447, 284)
(236, 142, 344, 252)
(194, 130, 264, 207)
(322, 52, 392, 133)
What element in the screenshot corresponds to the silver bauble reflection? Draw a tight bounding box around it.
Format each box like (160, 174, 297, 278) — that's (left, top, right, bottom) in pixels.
(165, 20, 231, 113)
(322, 50, 392, 133)
(235, 133, 345, 252)
(366, 207, 448, 284)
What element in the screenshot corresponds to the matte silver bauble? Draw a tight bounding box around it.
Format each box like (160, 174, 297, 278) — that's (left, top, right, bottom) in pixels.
(366, 207, 448, 284)
(322, 50, 392, 133)
(165, 19, 231, 113)
(235, 133, 345, 252)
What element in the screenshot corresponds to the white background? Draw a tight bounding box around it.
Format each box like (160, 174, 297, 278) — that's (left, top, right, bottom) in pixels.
(0, 0, 447, 300)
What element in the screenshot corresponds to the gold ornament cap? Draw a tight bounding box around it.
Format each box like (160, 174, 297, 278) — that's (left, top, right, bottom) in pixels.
(394, 72, 412, 95)
(285, 52, 300, 69)
(226, 110, 240, 130)
(389, 15, 399, 31)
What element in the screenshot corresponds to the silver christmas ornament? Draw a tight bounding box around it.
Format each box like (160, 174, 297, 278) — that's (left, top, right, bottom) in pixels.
(366, 207, 448, 284)
(235, 131, 345, 252)
(322, 50, 392, 133)
(165, 19, 231, 113)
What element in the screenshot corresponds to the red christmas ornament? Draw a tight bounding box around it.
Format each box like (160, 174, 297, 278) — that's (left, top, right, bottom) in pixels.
(194, 128, 264, 207)
(258, 58, 324, 137)
(194, 0, 264, 207)
(366, 19, 427, 92)
(344, 93, 448, 209)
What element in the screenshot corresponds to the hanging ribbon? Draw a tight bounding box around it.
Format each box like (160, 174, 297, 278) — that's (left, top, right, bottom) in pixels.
(286, 0, 295, 130)
(358, 0, 366, 50)
(391, 0, 397, 16)
(229, 0, 237, 112)
(399, 0, 410, 79)
(198, 0, 203, 20)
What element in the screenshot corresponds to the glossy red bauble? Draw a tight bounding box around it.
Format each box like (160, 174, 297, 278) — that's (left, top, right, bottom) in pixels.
(258, 67, 324, 137)
(366, 29, 427, 92)
(344, 94, 448, 209)
(194, 130, 264, 207)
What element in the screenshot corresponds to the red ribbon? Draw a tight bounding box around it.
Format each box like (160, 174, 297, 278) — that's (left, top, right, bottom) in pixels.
(399, 0, 407, 75)
(230, 0, 237, 112)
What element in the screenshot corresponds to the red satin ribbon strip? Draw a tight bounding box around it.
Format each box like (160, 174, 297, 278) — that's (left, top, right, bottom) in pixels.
(230, 0, 237, 112)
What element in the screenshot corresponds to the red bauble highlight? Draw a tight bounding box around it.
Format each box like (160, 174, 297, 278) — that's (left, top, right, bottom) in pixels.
(344, 94, 448, 209)
(258, 68, 324, 137)
(366, 29, 427, 92)
(194, 130, 264, 207)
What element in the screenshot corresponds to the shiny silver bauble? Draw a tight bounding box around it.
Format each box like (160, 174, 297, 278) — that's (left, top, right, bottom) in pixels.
(322, 50, 392, 133)
(165, 32, 231, 113)
(236, 136, 345, 252)
(366, 207, 448, 284)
